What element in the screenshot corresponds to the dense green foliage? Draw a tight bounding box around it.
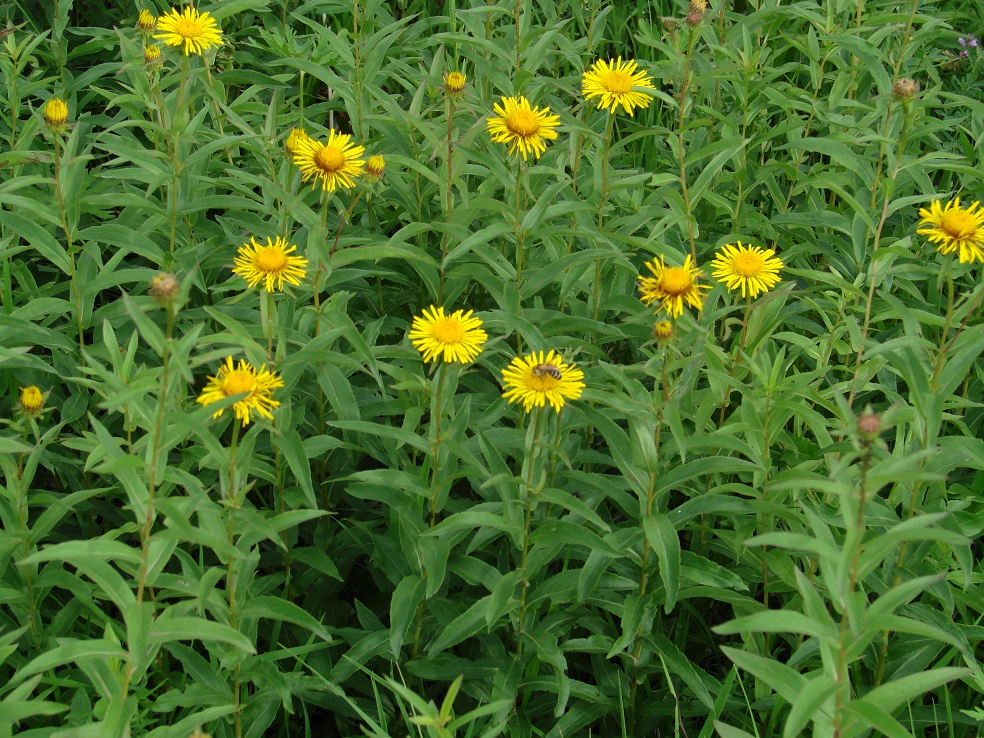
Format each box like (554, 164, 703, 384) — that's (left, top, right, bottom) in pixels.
(1, 0, 984, 736)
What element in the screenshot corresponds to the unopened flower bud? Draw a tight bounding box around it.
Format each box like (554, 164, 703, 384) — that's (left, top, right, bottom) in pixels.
(44, 98, 69, 134)
(144, 44, 163, 69)
(857, 411, 881, 443)
(892, 77, 919, 103)
(686, 9, 704, 26)
(18, 386, 45, 419)
(364, 154, 385, 182)
(149, 272, 179, 304)
(653, 320, 674, 342)
(284, 127, 311, 157)
(136, 9, 156, 35)
(443, 71, 466, 99)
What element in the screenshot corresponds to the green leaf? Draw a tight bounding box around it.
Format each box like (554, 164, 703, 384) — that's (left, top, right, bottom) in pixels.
(643, 514, 680, 612)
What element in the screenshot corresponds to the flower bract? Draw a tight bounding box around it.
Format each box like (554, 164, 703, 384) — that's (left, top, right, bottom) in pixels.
(637, 255, 710, 318)
(917, 198, 984, 264)
(710, 242, 784, 299)
(197, 357, 284, 426)
(408, 306, 488, 364)
(233, 236, 308, 293)
(501, 350, 585, 413)
(291, 130, 366, 192)
(487, 96, 560, 161)
(155, 6, 223, 56)
(582, 57, 655, 116)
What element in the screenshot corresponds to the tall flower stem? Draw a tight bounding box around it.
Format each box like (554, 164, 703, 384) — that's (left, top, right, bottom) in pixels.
(677, 28, 698, 262)
(330, 192, 364, 259)
(514, 0, 523, 79)
(440, 94, 457, 300)
(225, 421, 243, 738)
(427, 364, 448, 527)
(168, 57, 191, 257)
(515, 407, 544, 656)
(591, 112, 615, 324)
(514, 158, 527, 283)
(263, 290, 276, 361)
(51, 133, 84, 352)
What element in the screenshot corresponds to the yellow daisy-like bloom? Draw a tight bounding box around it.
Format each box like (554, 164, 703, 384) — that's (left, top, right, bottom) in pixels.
(196, 357, 284, 426)
(408, 306, 488, 364)
(917, 198, 984, 264)
(710, 241, 784, 299)
(487, 96, 560, 161)
(19, 386, 45, 419)
(44, 98, 68, 133)
(581, 57, 656, 116)
(364, 154, 385, 182)
(136, 9, 156, 35)
(292, 130, 366, 192)
(637, 255, 710, 318)
(444, 71, 466, 98)
(501, 350, 585, 413)
(155, 6, 223, 56)
(233, 236, 309, 293)
(284, 127, 312, 156)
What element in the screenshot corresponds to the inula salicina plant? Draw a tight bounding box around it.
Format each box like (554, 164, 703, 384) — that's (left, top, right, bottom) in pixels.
(1, 0, 984, 736)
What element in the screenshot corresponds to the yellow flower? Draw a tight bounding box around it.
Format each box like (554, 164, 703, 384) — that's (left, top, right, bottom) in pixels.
(581, 57, 655, 116)
(637, 255, 710, 318)
(44, 98, 68, 133)
(364, 154, 385, 182)
(155, 6, 222, 56)
(917, 198, 984, 264)
(408, 306, 488, 364)
(487, 96, 560, 161)
(444, 71, 466, 98)
(291, 130, 366, 193)
(501, 350, 585, 413)
(19, 386, 45, 419)
(136, 9, 156, 35)
(285, 127, 313, 156)
(144, 44, 163, 68)
(233, 236, 308, 293)
(710, 241, 784, 299)
(653, 320, 674, 342)
(196, 357, 284, 426)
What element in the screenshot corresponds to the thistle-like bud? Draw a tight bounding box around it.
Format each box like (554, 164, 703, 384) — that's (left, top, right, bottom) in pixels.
(364, 154, 385, 183)
(18, 386, 45, 419)
(892, 77, 919, 103)
(44, 98, 69, 134)
(136, 9, 156, 36)
(443, 71, 466, 100)
(856, 410, 882, 445)
(149, 272, 180, 304)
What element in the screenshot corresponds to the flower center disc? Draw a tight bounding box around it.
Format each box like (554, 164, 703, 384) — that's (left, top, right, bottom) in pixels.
(660, 267, 693, 295)
(431, 319, 465, 344)
(254, 247, 287, 272)
(603, 71, 634, 94)
(223, 372, 253, 397)
(941, 209, 977, 240)
(506, 109, 540, 137)
(732, 251, 765, 277)
(315, 147, 345, 173)
(174, 18, 200, 38)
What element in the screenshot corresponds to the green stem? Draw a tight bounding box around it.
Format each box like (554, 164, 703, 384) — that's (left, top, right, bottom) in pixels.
(428, 364, 448, 527)
(514, 158, 526, 282)
(226, 420, 242, 738)
(592, 112, 614, 324)
(515, 408, 544, 655)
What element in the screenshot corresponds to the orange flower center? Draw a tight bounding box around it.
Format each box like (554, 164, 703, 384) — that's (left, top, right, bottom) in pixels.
(223, 371, 254, 397)
(253, 246, 287, 273)
(174, 17, 202, 38)
(941, 209, 977, 240)
(732, 251, 765, 277)
(431, 319, 465, 344)
(602, 70, 634, 94)
(315, 146, 345, 173)
(660, 267, 693, 296)
(506, 109, 541, 137)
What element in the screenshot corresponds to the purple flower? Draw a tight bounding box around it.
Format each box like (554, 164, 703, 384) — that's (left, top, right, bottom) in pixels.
(971, 38, 979, 48)
(959, 37, 967, 47)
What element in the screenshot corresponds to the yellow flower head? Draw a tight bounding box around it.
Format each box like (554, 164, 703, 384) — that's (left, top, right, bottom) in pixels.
(144, 44, 163, 68)
(582, 57, 656, 116)
(444, 70, 467, 98)
(917, 198, 984, 264)
(44, 98, 68, 133)
(136, 9, 156, 35)
(364, 154, 385, 182)
(155, 6, 223, 56)
(501, 350, 585, 413)
(291, 130, 366, 192)
(408, 305, 488, 364)
(487, 96, 560, 161)
(19, 386, 45, 419)
(710, 241, 784, 299)
(233, 236, 309, 293)
(653, 320, 674, 342)
(284, 127, 313, 156)
(197, 357, 284, 426)
(637, 255, 710, 318)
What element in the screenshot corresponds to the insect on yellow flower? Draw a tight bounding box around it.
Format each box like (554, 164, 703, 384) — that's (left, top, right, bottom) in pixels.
(637, 255, 710, 318)
(233, 236, 309, 293)
(501, 350, 585, 413)
(408, 306, 488, 364)
(487, 96, 560, 161)
(917, 197, 984, 264)
(710, 242, 784, 299)
(291, 129, 366, 193)
(581, 57, 656, 116)
(196, 357, 284, 426)
(155, 6, 223, 56)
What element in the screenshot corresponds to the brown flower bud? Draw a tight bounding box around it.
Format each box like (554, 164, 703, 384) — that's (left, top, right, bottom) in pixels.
(149, 272, 179, 304)
(892, 78, 919, 103)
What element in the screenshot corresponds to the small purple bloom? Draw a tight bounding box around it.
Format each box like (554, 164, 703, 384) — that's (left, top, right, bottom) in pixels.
(959, 37, 967, 46)
(971, 38, 979, 48)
